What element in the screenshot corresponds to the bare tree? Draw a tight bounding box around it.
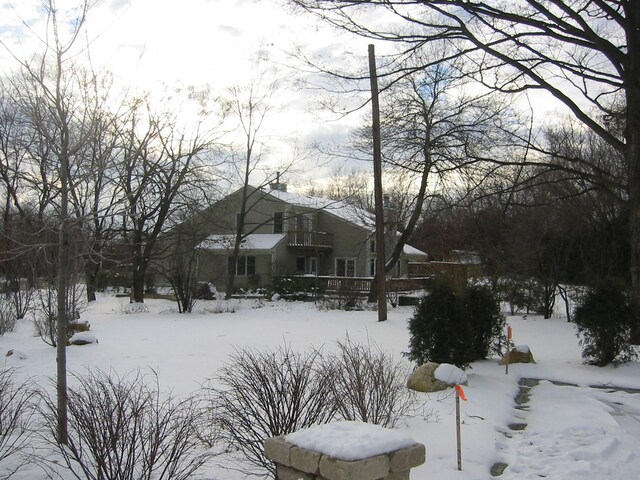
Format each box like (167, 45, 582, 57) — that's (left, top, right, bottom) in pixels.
(223, 71, 295, 299)
(288, 0, 640, 315)
(114, 98, 218, 304)
(1, 0, 98, 445)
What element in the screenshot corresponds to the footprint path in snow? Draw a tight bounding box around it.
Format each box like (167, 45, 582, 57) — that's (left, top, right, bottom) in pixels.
(492, 378, 640, 480)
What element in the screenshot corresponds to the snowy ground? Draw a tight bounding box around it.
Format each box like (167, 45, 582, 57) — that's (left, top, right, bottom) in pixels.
(2, 294, 640, 479)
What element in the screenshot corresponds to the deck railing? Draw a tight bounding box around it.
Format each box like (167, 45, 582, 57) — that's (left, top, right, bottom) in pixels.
(286, 231, 333, 249)
(290, 275, 432, 294)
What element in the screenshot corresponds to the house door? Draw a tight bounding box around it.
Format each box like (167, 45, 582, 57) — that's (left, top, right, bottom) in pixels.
(309, 257, 318, 275)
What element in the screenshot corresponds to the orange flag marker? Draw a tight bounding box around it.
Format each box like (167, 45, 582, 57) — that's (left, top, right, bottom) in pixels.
(455, 385, 467, 401)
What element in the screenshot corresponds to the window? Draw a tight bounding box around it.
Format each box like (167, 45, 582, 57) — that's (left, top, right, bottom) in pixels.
(369, 257, 376, 277)
(296, 256, 305, 273)
(336, 258, 356, 277)
(369, 239, 375, 254)
(273, 212, 284, 234)
(229, 255, 256, 276)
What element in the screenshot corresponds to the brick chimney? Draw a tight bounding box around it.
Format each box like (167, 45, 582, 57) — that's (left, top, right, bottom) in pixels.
(269, 172, 287, 192)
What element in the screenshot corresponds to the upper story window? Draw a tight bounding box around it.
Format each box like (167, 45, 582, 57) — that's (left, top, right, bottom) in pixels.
(274, 212, 284, 234)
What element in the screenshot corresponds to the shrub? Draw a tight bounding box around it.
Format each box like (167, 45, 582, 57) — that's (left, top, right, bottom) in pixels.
(194, 282, 217, 300)
(407, 280, 474, 368)
(466, 285, 506, 359)
(266, 276, 323, 301)
(32, 282, 86, 346)
(210, 345, 337, 477)
(0, 296, 17, 335)
(573, 283, 638, 366)
(407, 280, 505, 368)
(326, 337, 414, 427)
(0, 368, 35, 479)
(39, 369, 213, 480)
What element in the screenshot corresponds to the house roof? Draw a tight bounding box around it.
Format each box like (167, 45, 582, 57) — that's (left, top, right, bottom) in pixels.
(403, 244, 428, 257)
(264, 188, 375, 230)
(199, 233, 285, 251)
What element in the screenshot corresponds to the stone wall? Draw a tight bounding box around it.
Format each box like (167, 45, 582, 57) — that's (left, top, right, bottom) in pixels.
(264, 435, 425, 480)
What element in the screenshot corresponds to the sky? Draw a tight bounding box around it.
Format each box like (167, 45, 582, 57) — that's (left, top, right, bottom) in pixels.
(0, 0, 376, 188)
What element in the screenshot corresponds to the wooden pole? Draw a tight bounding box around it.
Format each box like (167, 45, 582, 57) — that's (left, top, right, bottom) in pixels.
(456, 390, 462, 471)
(368, 43, 387, 322)
(505, 325, 512, 375)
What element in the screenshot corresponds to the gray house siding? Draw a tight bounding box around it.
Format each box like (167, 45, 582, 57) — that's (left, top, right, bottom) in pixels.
(195, 185, 427, 293)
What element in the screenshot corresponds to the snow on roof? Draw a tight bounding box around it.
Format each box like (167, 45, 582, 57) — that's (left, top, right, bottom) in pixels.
(285, 421, 417, 461)
(265, 189, 374, 230)
(403, 244, 428, 257)
(199, 233, 285, 251)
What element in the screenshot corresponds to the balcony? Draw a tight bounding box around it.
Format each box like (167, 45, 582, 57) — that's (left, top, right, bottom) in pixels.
(286, 231, 333, 250)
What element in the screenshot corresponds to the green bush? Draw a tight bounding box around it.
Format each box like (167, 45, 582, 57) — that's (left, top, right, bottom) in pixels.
(466, 285, 506, 359)
(407, 280, 475, 368)
(266, 275, 324, 301)
(573, 283, 638, 366)
(407, 280, 505, 369)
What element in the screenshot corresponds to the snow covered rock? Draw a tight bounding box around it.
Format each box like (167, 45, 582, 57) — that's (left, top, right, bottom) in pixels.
(407, 362, 468, 393)
(5, 349, 27, 360)
(434, 363, 468, 386)
(407, 362, 448, 392)
(499, 344, 535, 365)
(69, 332, 98, 346)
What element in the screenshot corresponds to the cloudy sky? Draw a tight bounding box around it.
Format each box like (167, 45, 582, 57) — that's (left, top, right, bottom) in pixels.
(0, 0, 377, 188)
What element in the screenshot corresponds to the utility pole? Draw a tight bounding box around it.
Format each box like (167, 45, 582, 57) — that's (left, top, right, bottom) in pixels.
(369, 44, 387, 322)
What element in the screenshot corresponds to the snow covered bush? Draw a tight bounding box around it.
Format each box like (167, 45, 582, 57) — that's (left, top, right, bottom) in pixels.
(573, 283, 638, 366)
(210, 345, 337, 478)
(39, 369, 213, 480)
(0, 368, 36, 479)
(407, 280, 505, 368)
(326, 337, 414, 427)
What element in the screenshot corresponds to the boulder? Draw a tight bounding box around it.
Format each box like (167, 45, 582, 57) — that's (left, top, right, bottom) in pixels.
(499, 345, 535, 365)
(5, 349, 27, 360)
(407, 362, 449, 392)
(69, 332, 98, 346)
(434, 363, 468, 386)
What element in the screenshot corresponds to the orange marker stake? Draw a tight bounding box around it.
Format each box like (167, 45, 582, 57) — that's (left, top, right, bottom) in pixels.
(455, 384, 467, 471)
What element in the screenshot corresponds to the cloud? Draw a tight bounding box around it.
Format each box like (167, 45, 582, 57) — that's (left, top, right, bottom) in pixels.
(217, 24, 242, 37)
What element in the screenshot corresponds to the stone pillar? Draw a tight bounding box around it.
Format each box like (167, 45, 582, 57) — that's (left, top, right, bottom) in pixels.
(264, 422, 425, 480)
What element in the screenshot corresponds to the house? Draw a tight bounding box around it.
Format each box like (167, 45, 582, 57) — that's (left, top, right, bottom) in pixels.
(194, 182, 429, 293)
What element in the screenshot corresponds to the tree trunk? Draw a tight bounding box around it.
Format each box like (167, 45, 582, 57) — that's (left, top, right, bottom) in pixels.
(131, 261, 146, 303)
(84, 258, 100, 302)
(626, 2, 640, 331)
(130, 233, 147, 303)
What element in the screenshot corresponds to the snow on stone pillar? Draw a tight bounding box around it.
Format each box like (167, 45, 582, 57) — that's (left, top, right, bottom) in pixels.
(264, 421, 425, 480)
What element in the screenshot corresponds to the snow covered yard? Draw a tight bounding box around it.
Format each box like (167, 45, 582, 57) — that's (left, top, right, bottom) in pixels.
(2, 294, 640, 479)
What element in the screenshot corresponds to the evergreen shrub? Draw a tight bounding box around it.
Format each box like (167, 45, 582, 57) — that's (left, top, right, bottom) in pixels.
(573, 282, 638, 366)
(466, 285, 506, 359)
(407, 279, 505, 369)
(267, 275, 323, 301)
